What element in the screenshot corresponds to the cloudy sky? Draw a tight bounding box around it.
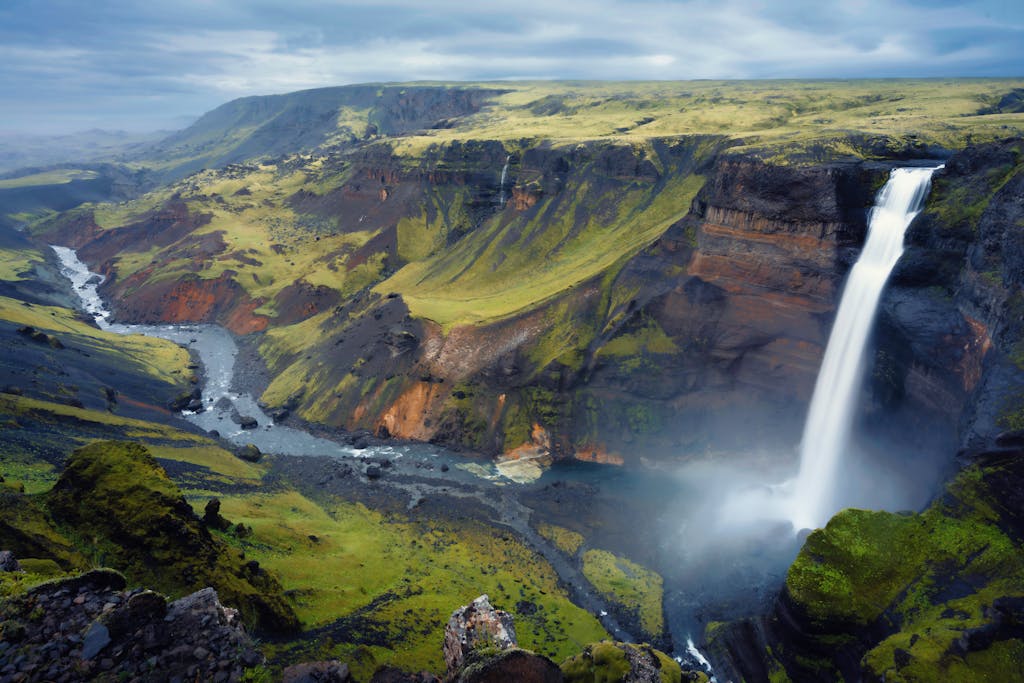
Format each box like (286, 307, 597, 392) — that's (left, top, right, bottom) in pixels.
(2, 0, 1021, 134)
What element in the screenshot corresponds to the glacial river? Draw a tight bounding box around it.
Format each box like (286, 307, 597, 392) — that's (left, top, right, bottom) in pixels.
(52, 245, 449, 462)
(52, 245, 722, 676)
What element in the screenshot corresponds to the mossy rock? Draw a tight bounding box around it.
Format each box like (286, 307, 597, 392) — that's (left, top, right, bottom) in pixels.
(45, 440, 299, 634)
(776, 452, 1024, 681)
(561, 641, 691, 683)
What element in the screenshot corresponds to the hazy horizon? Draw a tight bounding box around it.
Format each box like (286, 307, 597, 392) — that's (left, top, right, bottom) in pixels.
(2, 0, 1022, 135)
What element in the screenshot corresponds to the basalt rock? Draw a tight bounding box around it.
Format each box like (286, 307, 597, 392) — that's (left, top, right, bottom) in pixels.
(0, 551, 21, 573)
(0, 571, 263, 682)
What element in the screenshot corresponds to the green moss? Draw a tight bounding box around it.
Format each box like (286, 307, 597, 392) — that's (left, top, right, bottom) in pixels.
(45, 440, 299, 634)
(598, 316, 678, 358)
(561, 641, 683, 683)
(582, 549, 664, 637)
(782, 456, 1024, 681)
(537, 522, 585, 556)
(214, 490, 608, 672)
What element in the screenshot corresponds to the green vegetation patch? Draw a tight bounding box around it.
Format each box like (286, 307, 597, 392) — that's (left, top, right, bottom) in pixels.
(45, 441, 298, 634)
(380, 160, 705, 330)
(581, 549, 665, 637)
(561, 641, 688, 683)
(0, 169, 99, 190)
(0, 296, 192, 387)
(783, 455, 1024, 681)
(212, 490, 608, 675)
(537, 522, 584, 556)
(0, 247, 42, 281)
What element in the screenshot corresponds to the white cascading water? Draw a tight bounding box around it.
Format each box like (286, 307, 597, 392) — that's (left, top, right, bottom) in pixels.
(498, 154, 511, 205)
(788, 166, 942, 530)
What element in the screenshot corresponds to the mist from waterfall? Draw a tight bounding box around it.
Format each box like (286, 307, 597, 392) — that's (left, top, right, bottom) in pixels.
(788, 165, 942, 530)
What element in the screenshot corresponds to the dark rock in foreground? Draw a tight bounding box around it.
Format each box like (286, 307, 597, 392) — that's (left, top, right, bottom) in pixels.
(0, 569, 262, 682)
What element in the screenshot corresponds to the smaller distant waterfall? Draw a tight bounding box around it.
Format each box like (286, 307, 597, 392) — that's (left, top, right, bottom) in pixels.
(788, 166, 942, 530)
(498, 155, 511, 206)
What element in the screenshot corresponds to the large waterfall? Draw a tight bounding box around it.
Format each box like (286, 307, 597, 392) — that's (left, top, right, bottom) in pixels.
(788, 166, 942, 530)
(498, 154, 511, 206)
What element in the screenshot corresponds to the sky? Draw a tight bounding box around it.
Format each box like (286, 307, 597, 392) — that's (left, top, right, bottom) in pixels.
(1, 0, 1022, 134)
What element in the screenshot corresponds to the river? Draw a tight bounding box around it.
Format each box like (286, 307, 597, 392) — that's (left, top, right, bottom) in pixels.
(48, 245, 717, 667)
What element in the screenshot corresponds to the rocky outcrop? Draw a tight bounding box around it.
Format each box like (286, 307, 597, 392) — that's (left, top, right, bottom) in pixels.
(706, 441, 1024, 683)
(561, 641, 695, 683)
(0, 569, 263, 682)
(44, 441, 299, 634)
(443, 595, 517, 676)
(442, 595, 563, 683)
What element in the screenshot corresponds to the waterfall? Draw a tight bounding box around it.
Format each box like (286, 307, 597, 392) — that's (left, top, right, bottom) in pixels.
(788, 165, 942, 530)
(498, 154, 511, 206)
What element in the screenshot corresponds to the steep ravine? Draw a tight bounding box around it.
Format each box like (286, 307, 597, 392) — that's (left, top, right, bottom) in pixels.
(38, 138, 1001, 477)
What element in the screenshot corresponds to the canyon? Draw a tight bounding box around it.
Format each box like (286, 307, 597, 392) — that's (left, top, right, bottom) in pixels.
(2, 81, 1023, 681)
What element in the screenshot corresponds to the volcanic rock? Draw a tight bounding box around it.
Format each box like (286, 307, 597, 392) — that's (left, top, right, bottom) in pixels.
(443, 594, 517, 677)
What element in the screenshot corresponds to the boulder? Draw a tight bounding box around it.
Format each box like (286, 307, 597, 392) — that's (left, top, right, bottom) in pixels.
(238, 415, 259, 430)
(0, 550, 21, 573)
(443, 595, 517, 677)
(457, 649, 563, 683)
(239, 444, 262, 462)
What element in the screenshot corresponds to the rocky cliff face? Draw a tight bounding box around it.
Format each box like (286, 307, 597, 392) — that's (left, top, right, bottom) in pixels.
(705, 139, 1024, 682)
(569, 157, 883, 460)
(39, 130, 1018, 472)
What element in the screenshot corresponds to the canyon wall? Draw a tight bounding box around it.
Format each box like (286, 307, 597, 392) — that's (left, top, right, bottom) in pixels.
(39, 133, 1018, 471)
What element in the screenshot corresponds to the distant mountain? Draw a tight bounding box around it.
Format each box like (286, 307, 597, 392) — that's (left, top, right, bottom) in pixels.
(0, 129, 175, 175)
(138, 84, 504, 180)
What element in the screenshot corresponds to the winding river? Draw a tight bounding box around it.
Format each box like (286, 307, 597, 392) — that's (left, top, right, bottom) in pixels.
(48, 245, 703, 666)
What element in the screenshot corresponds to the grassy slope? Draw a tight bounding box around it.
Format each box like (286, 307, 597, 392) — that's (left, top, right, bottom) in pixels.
(0, 296, 191, 386)
(385, 79, 1024, 156)
(0, 169, 99, 190)
(779, 457, 1024, 681)
(211, 490, 607, 677)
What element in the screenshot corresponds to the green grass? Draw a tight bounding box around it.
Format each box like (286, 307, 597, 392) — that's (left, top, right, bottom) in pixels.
(0, 169, 99, 190)
(384, 79, 1024, 157)
(561, 641, 687, 683)
(581, 549, 665, 637)
(211, 490, 608, 675)
(0, 247, 42, 281)
(537, 522, 584, 556)
(0, 394, 206, 442)
(378, 162, 704, 330)
(0, 296, 192, 386)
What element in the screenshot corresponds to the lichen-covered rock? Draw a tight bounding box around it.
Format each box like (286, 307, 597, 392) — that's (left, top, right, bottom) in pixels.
(560, 641, 691, 683)
(443, 594, 518, 676)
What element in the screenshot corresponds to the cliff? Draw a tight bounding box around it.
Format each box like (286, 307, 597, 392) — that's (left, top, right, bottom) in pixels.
(705, 138, 1024, 682)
